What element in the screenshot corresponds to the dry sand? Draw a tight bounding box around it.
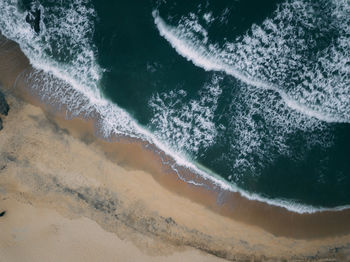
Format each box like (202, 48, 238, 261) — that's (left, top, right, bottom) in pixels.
(0, 198, 224, 262)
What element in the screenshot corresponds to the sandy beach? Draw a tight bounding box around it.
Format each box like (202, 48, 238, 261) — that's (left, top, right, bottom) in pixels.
(1, 36, 350, 261)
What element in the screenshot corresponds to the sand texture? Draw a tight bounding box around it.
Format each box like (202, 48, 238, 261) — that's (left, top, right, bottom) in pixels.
(0, 92, 349, 262)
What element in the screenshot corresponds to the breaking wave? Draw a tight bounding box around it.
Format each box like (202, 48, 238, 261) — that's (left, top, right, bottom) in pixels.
(153, 0, 350, 123)
(0, 0, 349, 213)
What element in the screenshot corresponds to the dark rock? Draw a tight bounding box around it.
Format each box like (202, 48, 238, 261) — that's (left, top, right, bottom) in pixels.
(0, 91, 9, 116)
(0, 211, 6, 217)
(0, 117, 2, 131)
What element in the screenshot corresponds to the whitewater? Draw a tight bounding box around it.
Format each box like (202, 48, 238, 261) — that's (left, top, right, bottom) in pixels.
(0, 0, 349, 214)
(152, 1, 350, 124)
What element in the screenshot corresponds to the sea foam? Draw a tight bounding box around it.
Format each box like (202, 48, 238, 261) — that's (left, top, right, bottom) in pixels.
(152, 0, 350, 124)
(0, 0, 349, 214)
(148, 75, 222, 155)
(151, 0, 350, 196)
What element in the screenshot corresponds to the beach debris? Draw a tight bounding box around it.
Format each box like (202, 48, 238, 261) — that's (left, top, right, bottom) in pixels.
(0, 211, 6, 217)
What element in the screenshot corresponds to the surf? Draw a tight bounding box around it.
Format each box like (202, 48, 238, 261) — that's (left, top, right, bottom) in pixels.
(0, 0, 349, 214)
(152, 0, 350, 124)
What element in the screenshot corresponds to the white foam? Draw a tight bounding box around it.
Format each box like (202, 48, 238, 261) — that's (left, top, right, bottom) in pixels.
(1, 0, 349, 214)
(148, 75, 222, 155)
(152, 0, 350, 123)
(221, 82, 332, 182)
(151, 0, 350, 211)
(0, 0, 103, 100)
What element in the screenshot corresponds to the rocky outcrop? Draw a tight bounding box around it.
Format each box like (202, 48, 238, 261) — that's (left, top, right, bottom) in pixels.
(0, 90, 9, 130)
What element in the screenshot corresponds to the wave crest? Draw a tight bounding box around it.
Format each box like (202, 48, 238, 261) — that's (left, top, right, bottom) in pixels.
(153, 0, 350, 123)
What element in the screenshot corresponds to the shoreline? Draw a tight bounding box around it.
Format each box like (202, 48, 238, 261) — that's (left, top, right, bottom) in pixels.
(2, 33, 350, 237)
(3, 84, 350, 262)
(1, 35, 350, 260)
(1, 30, 346, 217)
(1, 30, 348, 215)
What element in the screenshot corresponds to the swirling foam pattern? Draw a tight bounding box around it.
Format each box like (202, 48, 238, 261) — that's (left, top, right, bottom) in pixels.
(153, 0, 350, 123)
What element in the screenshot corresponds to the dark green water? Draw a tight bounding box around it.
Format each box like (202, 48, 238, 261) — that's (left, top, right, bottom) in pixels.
(1, 0, 349, 211)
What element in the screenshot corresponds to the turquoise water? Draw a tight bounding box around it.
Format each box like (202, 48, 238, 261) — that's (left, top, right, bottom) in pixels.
(0, 0, 349, 210)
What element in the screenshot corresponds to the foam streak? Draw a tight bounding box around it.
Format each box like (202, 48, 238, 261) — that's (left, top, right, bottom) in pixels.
(152, 10, 350, 123)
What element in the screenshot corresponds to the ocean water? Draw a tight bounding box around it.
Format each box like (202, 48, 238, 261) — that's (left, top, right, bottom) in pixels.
(0, 0, 349, 212)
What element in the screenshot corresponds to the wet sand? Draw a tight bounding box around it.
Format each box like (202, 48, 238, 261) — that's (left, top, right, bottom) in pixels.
(1, 35, 350, 261)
